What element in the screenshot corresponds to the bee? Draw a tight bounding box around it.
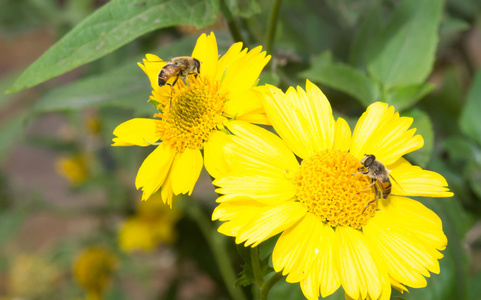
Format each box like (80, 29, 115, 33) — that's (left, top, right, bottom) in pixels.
(158, 56, 201, 88)
(354, 154, 398, 212)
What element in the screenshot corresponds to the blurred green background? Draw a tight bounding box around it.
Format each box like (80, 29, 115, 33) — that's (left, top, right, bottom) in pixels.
(1, 0, 481, 299)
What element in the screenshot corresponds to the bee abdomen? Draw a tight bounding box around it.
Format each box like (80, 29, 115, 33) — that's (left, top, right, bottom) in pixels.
(381, 179, 392, 199)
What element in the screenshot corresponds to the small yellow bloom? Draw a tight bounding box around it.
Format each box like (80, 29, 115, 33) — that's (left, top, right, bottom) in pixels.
(112, 32, 270, 206)
(73, 247, 116, 299)
(119, 194, 181, 253)
(9, 254, 61, 299)
(55, 154, 88, 185)
(211, 80, 453, 300)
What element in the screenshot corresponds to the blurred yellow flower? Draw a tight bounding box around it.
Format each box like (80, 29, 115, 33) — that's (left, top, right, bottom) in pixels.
(85, 112, 102, 135)
(119, 194, 181, 253)
(9, 254, 61, 299)
(112, 32, 270, 206)
(211, 81, 453, 300)
(55, 154, 88, 185)
(73, 247, 117, 300)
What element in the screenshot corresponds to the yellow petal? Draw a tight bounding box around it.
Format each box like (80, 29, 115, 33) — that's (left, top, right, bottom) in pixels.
(390, 276, 409, 293)
(364, 209, 441, 288)
(221, 45, 270, 95)
(309, 222, 341, 298)
(191, 32, 218, 80)
(237, 201, 306, 247)
(300, 220, 341, 299)
(216, 42, 245, 79)
(160, 171, 174, 207)
(263, 80, 335, 159)
(274, 213, 340, 293)
(378, 196, 447, 252)
(204, 130, 233, 178)
(215, 173, 295, 205)
(112, 118, 161, 147)
(223, 121, 299, 175)
(170, 148, 203, 196)
(213, 198, 267, 237)
(273, 213, 320, 282)
(138, 54, 167, 91)
(389, 158, 453, 197)
(135, 143, 176, 200)
(224, 88, 270, 125)
(332, 117, 351, 152)
(335, 226, 383, 300)
(350, 102, 424, 165)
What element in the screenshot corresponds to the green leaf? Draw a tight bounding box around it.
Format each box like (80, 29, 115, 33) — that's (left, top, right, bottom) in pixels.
(440, 16, 470, 37)
(8, 0, 220, 93)
(442, 136, 478, 165)
(403, 109, 434, 168)
(385, 83, 435, 111)
(225, 0, 260, 18)
(258, 71, 280, 87)
(0, 71, 22, 109)
(234, 245, 273, 288)
(302, 52, 380, 107)
(32, 36, 200, 115)
(349, 2, 383, 68)
(33, 63, 151, 114)
(460, 68, 481, 147)
(367, 0, 443, 88)
(467, 161, 481, 199)
(267, 276, 305, 300)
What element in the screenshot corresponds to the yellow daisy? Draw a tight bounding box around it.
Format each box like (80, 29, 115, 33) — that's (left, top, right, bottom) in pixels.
(119, 194, 181, 253)
(211, 80, 453, 300)
(73, 247, 117, 299)
(112, 32, 270, 206)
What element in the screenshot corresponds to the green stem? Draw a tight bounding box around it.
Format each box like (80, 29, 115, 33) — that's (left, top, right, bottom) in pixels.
(259, 272, 283, 300)
(250, 247, 265, 287)
(220, 0, 245, 44)
(264, 0, 283, 56)
(184, 198, 247, 300)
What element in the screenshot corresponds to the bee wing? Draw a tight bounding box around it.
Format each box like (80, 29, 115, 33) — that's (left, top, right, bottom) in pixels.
(389, 174, 404, 192)
(373, 174, 388, 189)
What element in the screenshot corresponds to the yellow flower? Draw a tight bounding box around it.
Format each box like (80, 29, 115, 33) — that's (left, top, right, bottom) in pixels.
(55, 154, 88, 185)
(9, 254, 61, 299)
(211, 80, 453, 300)
(112, 32, 270, 206)
(119, 194, 181, 253)
(73, 247, 117, 299)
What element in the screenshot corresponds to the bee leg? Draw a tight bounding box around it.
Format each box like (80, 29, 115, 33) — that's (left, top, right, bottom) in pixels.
(168, 75, 180, 112)
(356, 180, 376, 194)
(362, 198, 378, 213)
(351, 171, 368, 176)
(195, 73, 206, 85)
(351, 167, 367, 176)
(362, 183, 380, 213)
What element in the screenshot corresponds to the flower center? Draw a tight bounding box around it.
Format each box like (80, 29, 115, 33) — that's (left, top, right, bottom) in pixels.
(154, 76, 227, 152)
(291, 150, 377, 229)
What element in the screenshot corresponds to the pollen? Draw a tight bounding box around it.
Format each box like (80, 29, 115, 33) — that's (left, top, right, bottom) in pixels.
(154, 76, 227, 152)
(291, 150, 377, 229)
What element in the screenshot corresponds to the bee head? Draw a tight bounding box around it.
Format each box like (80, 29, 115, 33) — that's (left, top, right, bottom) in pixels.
(193, 58, 201, 72)
(361, 154, 376, 167)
